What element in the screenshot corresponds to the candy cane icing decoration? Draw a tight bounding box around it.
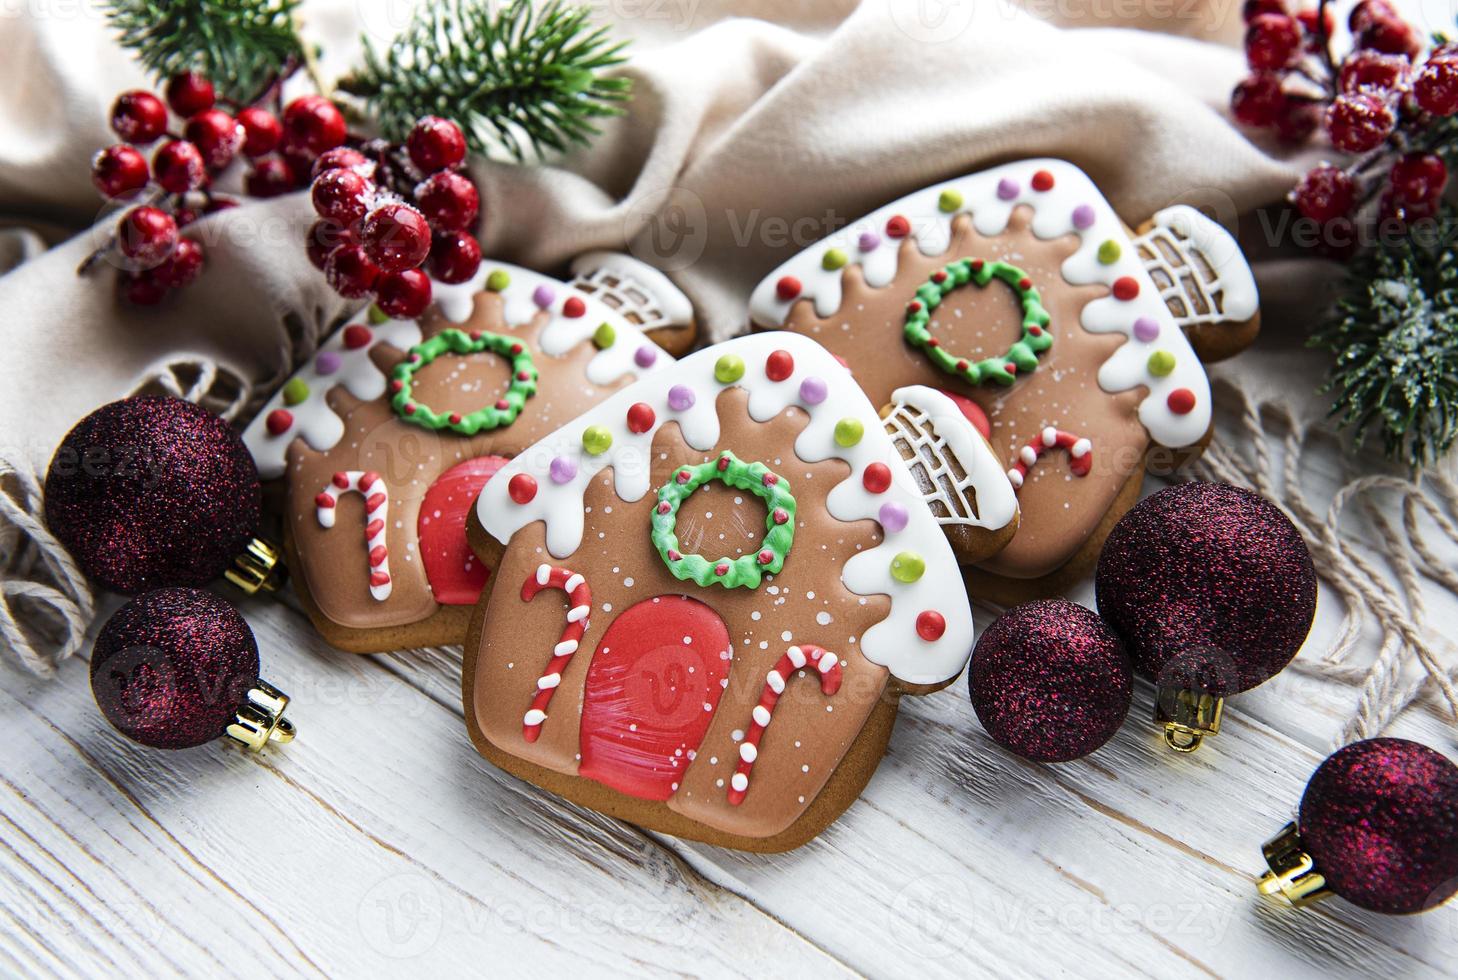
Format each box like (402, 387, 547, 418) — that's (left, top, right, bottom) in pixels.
(519, 563, 591, 743)
(1006, 427, 1093, 491)
(315, 470, 392, 600)
(728, 644, 842, 806)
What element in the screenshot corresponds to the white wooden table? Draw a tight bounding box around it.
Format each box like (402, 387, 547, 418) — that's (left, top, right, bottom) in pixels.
(4, 428, 1457, 978)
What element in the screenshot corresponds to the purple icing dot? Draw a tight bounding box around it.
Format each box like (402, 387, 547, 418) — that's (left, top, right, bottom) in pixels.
(1072, 204, 1096, 230)
(1133, 316, 1160, 342)
(668, 385, 696, 411)
(531, 284, 555, 309)
(799, 376, 828, 405)
(857, 231, 881, 252)
(549, 456, 577, 484)
(634, 345, 658, 368)
(879, 502, 909, 534)
(997, 178, 1020, 201)
(315, 351, 342, 375)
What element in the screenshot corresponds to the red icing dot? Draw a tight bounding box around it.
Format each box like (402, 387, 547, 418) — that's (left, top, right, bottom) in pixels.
(668, 549, 682, 561)
(886, 215, 910, 238)
(507, 472, 538, 504)
(342, 324, 372, 349)
(510, 342, 523, 355)
(657, 501, 671, 514)
(676, 470, 691, 484)
(717, 455, 731, 470)
(927, 337, 940, 349)
(562, 296, 586, 318)
(765, 349, 794, 381)
(863, 462, 892, 494)
(1029, 325, 1043, 337)
(955, 359, 969, 372)
(758, 550, 774, 565)
(762, 472, 778, 486)
(1031, 170, 1055, 191)
(773, 508, 789, 525)
(627, 402, 656, 433)
(907, 300, 922, 314)
(916, 610, 946, 641)
(776, 276, 801, 301)
(332, 472, 351, 488)
(404, 402, 417, 415)
(449, 412, 462, 424)
(495, 399, 509, 411)
(971, 259, 984, 272)
(416, 458, 505, 606)
(1004, 362, 1017, 375)
(516, 370, 531, 381)
(936, 389, 991, 439)
(715, 563, 729, 576)
(932, 270, 948, 284)
(265, 409, 293, 435)
(314, 492, 334, 508)
(1017, 277, 1032, 290)
(389, 379, 404, 393)
(1167, 388, 1198, 415)
(1112, 277, 1140, 301)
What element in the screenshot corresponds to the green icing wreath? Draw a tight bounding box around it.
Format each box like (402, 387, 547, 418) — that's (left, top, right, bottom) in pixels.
(390, 328, 537, 434)
(650, 451, 796, 590)
(903, 258, 1052, 386)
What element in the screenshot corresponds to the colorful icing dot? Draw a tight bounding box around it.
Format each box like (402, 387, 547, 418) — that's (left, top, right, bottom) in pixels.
(765, 349, 795, 382)
(634, 345, 658, 369)
(878, 501, 909, 534)
(667, 385, 696, 411)
(714, 354, 745, 384)
(549, 457, 577, 484)
(915, 610, 946, 641)
(367, 303, 389, 325)
(1133, 316, 1160, 342)
(1167, 388, 1198, 415)
(315, 350, 342, 375)
(582, 425, 613, 455)
(1031, 170, 1055, 192)
(342, 324, 372, 349)
(1112, 277, 1140, 301)
(593, 322, 616, 349)
(1072, 204, 1096, 230)
(1147, 350, 1176, 377)
(862, 462, 892, 494)
(799, 376, 828, 405)
(507, 473, 538, 504)
(562, 296, 587, 318)
(486, 269, 511, 291)
(1097, 240, 1121, 265)
(996, 178, 1020, 201)
(858, 231, 881, 252)
(532, 284, 555, 309)
(938, 189, 963, 213)
(834, 418, 864, 448)
(822, 248, 848, 271)
(264, 408, 293, 436)
(776, 276, 801, 301)
(282, 378, 310, 406)
(626, 402, 656, 434)
(886, 214, 910, 238)
(890, 552, 926, 583)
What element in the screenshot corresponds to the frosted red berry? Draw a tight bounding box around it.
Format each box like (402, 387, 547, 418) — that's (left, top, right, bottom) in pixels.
(152, 140, 207, 194)
(282, 95, 347, 155)
(1348, 0, 1395, 32)
(306, 220, 355, 271)
(1356, 15, 1418, 58)
(183, 109, 242, 169)
(406, 116, 467, 172)
(244, 157, 295, 198)
(1231, 73, 1286, 127)
(415, 171, 479, 231)
(1276, 101, 1320, 144)
(1389, 152, 1448, 206)
(360, 203, 431, 273)
(1240, 0, 1284, 22)
(92, 144, 149, 198)
(120, 271, 169, 306)
(1295, 5, 1334, 41)
(1245, 14, 1301, 71)
(312, 146, 369, 178)
(428, 231, 482, 284)
(117, 206, 179, 266)
(110, 90, 168, 144)
(1325, 93, 1395, 152)
(237, 107, 282, 157)
(1414, 57, 1458, 116)
(311, 167, 374, 225)
(1338, 50, 1410, 94)
(375, 268, 432, 319)
(325, 244, 381, 299)
(156, 238, 204, 288)
(1292, 165, 1356, 223)
(164, 71, 215, 117)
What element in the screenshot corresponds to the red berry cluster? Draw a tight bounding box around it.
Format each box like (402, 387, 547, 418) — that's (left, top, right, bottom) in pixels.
(306, 116, 482, 320)
(1232, 0, 1456, 235)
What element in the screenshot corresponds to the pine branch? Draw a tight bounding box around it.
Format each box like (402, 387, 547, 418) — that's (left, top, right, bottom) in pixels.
(106, 0, 305, 102)
(342, 0, 631, 162)
(1310, 207, 1458, 469)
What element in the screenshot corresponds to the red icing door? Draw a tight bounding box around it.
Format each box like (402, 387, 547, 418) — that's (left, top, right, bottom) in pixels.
(578, 595, 731, 801)
(418, 456, 508, 605)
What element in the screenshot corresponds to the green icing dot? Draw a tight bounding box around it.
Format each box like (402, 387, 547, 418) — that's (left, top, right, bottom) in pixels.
(583, 425, 613, 455)
(367, 304, 389, 325)
(938, 189, 963, 213)
(486, 269, 511, 292)
(1147, 350, 1176, 377)
(593, 322, 616, 349)
(715, 354, 745, 384)
(822, 248, 848, 271)
(890, 552, 925, 583)
(1097, 240, 1121, 265)
(282, 378, 310, 406)
(834, 417, 864, 447)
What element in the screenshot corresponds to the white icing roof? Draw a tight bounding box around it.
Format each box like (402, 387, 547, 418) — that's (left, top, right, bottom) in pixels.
(748, 158, 1222, 449)
(476, 332, 977, 687)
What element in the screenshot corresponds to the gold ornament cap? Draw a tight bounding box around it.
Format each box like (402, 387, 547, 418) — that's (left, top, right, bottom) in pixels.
(226, 536, 284, 595)
(224, 679, 296, 752)
(1154, 686, 1223, 752)
(1257, 821, 1332, 907)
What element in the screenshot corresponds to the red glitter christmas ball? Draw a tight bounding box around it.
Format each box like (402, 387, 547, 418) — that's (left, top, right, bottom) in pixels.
(1095, 483, 1316, 694)
(44, 396, 261, 594)
(969, 599, 1133, 763)
(91, 588, 260, 749)
(1299, 738, 1458, 914)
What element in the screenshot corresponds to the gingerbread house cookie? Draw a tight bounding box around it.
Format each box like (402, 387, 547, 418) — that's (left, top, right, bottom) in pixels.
(747, 159, 1259, 600)
(569, 251, 697, 357)
(241, 258, 689, 652)
(464, 333, 1017, 851)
